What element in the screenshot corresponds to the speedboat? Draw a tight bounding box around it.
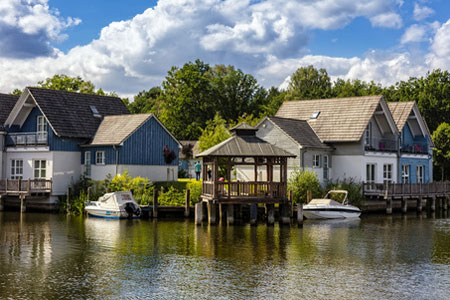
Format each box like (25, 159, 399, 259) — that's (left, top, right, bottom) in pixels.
(303, 190, 361, 219)
(85, 191, 141, 219)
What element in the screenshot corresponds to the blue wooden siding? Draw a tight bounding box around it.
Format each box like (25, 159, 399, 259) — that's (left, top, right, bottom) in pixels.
(82, 117, 179, 166)
(399, 157, 430, 183)
(6, 107, 83, 151)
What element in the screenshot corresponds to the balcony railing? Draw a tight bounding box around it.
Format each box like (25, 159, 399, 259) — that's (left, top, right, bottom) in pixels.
(365, 138, 397, 152)
(401, 142, 428, 154)
(0, 178, 52, 194)
(6, 132, 48, 146)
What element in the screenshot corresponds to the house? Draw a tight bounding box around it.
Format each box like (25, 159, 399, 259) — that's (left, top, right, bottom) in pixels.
(388, 102, 433, 183)
(265, 95, 433, 185)
(178, 140, 201, 179)
(1, 87, 180, 210)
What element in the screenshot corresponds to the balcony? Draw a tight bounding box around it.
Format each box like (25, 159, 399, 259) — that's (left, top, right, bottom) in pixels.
(401, 141, 428, 155)
(6, 132, 48, 147)
(364, 138, 397, 152)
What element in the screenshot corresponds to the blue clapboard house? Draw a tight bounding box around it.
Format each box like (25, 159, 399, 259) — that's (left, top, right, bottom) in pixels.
(1, 87, 180, 209)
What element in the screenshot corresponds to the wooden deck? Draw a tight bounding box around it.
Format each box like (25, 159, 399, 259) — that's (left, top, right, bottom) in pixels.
(0, 179, 52, 196)
(363, 182, 450, 199)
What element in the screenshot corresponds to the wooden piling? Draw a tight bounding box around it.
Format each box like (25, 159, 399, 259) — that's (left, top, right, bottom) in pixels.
(385, 184, 392, 214)
(207, 201, 217, 224)
(66, 187, 70, 214)
(226, 204, 234, 225)
(195, 203, 203, 225)
(443, 197, 449, 211)
(280, 203, 290, 225)
(297, 203, 303, 227)
(416, 197, 423, 213)
(430, 197, 436, 212)
(153, 189, 158, 218)
(250, 203, 258, 225)
(219, 203, 225, 222)
(20, 194, 26, 213)
(184, 189, 190, 217)
(0, 195, 3, 211)
(401, 197, 408, 214)
(266, 204, 274, 225)
(306, 190, 312, 203)
(436, 197, 442, 211)
(289, 190, 294, 218)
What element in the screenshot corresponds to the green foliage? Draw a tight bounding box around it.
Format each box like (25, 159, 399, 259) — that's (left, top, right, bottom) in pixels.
(261, 87, 287, 116)
(198, 113, 231, 152)
(104, 171, 153, 205)
(287, 65, 333, 100)
(11, 88, 22, 96)
(287, 168, 322, 204)
(332, 79, 383, 97)
(324, 178, 364, 208)
(186, 180, 202, 204)
(36, 74, 117, 96)
(158, 186, 185, 206)
(127, 87, 161, 114)
(432, 122, 450, 180)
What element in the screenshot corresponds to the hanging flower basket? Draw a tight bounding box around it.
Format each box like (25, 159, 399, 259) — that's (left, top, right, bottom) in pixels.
(163, 145, 176, 164)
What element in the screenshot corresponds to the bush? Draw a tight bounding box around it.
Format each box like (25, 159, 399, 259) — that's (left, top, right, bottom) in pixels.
(186, 180, 202, 204)
(288, 168, 322, 204)
(324, 178, 363, 207)
(104, 170, 153, 205)
(158, 186, 185, 206)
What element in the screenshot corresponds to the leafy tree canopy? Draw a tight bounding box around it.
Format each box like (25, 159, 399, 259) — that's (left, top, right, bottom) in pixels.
(198, 113, 231, 152)
(37, 74, 116, 96)
(127, 87, 161, 114)
(432, 122, 450, 180)
(286, 65, 333, 100)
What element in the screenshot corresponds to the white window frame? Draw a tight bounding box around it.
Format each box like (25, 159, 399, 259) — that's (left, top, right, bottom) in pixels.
(96, 151, 105, 165)
(85, 151, 91, 177)
(383, 164, 392, 184)
(402, 165, 410, 183)
(417, 165, 424, 184)
(11, 159, 23, 179)
(312, 154, 321, 168)
(366, 163, 376, 183)
(33, 160, 46, 179)
(36, 115, 48, 143)
(323, 155, 329, 180)
(364, 122, 372, 146)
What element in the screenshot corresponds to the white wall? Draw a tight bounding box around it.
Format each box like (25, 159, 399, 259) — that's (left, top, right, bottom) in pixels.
(118, 165, 178, 182)
(90, 164, 116, 181)
(52, 151, 81, 195)
(6, 148, 53, 181)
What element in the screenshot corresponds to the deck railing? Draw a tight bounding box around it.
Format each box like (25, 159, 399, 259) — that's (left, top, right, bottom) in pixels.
(0, 179, 52, 194)
(363, 181, 450, 197)
(6, 132, 48, 146)
(401, 142, 428, 155)
(365, 138, 397, 152)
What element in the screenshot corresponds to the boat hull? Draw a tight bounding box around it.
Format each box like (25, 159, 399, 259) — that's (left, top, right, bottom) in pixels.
(303, 208, 361, 219)
(85, 207, 139, 219)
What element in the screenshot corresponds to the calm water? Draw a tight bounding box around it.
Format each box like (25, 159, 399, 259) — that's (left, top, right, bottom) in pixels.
(1, 212, 450, 300)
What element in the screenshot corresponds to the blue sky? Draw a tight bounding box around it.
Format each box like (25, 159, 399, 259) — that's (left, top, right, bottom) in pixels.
(1, 0, 450, 98)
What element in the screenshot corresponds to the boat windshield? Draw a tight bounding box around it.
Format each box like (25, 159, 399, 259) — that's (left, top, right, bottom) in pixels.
(325, 190, 348, 204)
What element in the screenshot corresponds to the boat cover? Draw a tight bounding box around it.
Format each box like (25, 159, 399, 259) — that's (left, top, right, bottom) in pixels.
(97, 192, 136, 209)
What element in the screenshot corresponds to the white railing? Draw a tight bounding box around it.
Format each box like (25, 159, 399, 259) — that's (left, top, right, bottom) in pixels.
(7, 132, 48, 146)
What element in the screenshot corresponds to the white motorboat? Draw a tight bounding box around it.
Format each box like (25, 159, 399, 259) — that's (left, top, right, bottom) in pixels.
(85, 191, 141, 219)
(303, 190, 361, 219)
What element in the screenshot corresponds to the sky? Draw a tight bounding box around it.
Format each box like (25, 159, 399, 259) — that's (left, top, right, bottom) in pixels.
(1, 0, 450, 99)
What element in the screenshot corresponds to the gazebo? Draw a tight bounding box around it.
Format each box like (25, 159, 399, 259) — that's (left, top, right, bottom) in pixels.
(196, 123, 295, 224)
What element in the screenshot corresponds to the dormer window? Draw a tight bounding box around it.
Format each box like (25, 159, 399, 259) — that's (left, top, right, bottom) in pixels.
(310, 111, 320, 119)
(37, 116, 47, 143)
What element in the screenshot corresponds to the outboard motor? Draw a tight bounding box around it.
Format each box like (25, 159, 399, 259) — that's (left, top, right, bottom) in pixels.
(124, 202, 135, 219)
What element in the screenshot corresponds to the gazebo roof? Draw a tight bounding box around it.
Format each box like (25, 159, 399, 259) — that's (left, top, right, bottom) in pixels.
(196, 123, 295, 157)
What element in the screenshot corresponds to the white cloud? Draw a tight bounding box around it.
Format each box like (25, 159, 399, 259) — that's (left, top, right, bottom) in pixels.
(413, 3, 434, 21)
(401, 24, 428, 44)
(0, 0, 80, 58)
(428, 20, 450, 70)
(0, 0, 418, 97)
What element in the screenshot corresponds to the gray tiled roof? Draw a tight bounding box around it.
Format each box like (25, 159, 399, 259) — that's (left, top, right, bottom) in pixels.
(276, 95, 383, 142)
(89, 114, 151, 145)
(196, 134, 296, 157)
(28, 87, 129, 138)
(267, 116, 331, 150)
(0, 93, 19, 131)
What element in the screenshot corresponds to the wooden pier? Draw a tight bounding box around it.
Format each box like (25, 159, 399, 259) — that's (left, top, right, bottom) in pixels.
(0, 179, 53, 212)
(363, 182, 450, 214)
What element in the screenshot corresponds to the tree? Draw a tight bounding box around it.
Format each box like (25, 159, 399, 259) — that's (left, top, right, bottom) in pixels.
(10, 88, 22, 96)
(432, 123, 450, 180)
(286, 65, 332, 100)
(37, 74, 114, 96)
(198, 113, 231, 152)
(127, 87, 161, 114)
(260, 87, 287, 116)
(332, 79, 383, 97)
(287, 168, 322, 204)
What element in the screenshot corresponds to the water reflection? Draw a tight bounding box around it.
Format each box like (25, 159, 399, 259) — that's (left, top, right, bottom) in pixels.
(0, 212, 449, 299)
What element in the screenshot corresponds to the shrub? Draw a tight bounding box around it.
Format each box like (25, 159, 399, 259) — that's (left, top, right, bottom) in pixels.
(158, 186, 185, 206)
(324, 178, 363, 207)
(288, 168, 322, 204)
(186, 180, 202, 204)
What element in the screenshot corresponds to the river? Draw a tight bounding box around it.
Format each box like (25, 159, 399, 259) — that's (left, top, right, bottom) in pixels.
(1, 211, 449, 299)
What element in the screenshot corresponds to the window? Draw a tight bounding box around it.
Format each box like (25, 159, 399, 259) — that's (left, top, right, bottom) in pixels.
(85, 152, 91, 177)
(323, 155, 329, 180)
(366, 164, 376, 183)
(364, 122, 372, 146)
(383, 164, 392, 184)
(312, 154, 321, 167)
(34, 160, 46, 178)
(96, 151, 105, 165)
(11, 159, 23, 179)
(37, 116, 47, 143)
(310, 111, 320, 119)
(417, 165, 424, 183)
(402, 165, 410, 183)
